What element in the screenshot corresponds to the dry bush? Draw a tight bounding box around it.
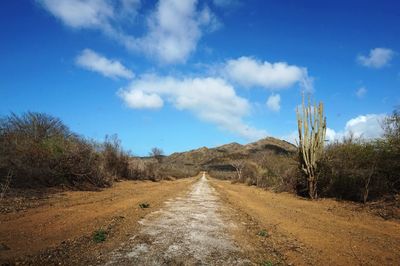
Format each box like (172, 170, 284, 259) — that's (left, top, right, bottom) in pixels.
(0, 112, 134, 189)
(128, 158, 148, 180)
(230, 160, 246, 182)
(129, 158, 167, 181)
(291, 107, 400, 203)
(208, 170, 234, 180)
(144, 160, 165, 181)
(162, 166, 198, 179)
(241, 162, 259, 186)
(149, 147, 164, 163)
(379, 107, 400, 194)
(300, 107, 400, 203)
(0, 112, 106, 188)
(207, 151, 298, 192)
(101, 134, 132, 180)
(317, 135, 399, 203)
(258, 152, 298, 192)
(317, 138, 377, 202)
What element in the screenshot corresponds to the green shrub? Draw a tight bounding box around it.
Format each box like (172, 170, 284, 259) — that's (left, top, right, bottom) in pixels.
(93, 229, 107, 243)
(257, 229, 269, 237)
(139, 202, 150, 209)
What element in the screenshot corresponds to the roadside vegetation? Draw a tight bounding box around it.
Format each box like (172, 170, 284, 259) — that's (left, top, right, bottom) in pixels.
(317, 108, 400, 203)
(223, 104, 399, 205)
(296, 97, 399, 203)
(0, 112, 181, 192)
(1, 107, 398, 205)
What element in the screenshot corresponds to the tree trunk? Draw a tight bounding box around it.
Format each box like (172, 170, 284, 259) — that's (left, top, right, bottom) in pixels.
(236, 168, 242, 182)
(308, 179, 317, 199)
(362, 164, 375, 204)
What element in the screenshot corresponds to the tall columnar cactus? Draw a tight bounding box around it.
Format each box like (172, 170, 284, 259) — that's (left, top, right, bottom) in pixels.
(296, 96, 326, 199)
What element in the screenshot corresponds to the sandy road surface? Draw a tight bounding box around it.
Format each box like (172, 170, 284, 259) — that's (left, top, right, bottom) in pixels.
(106, 173, 253, 265)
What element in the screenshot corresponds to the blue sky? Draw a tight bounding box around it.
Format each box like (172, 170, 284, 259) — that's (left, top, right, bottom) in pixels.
(1, 0, 399, 155)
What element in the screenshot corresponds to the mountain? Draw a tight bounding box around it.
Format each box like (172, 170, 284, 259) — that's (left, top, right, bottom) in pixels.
(162, 137, 297, 178)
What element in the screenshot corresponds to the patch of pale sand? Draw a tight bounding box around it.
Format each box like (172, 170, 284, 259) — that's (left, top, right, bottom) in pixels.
(106, 175, 252, 265)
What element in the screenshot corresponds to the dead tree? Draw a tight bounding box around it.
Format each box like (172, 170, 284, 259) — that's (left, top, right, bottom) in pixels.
(296, 95, 326, 199)
(231, 160, 245, 182)
(149, 147, 164, 163)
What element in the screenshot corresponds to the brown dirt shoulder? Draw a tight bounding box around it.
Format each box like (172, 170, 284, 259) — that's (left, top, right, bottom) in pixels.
(0, 177, 198, 265)
(209, 178, 400, 266)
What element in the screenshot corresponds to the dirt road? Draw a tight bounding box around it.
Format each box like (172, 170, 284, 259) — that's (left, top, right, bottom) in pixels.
(106, 173, 254, 265)
(1, 174, 399, 265)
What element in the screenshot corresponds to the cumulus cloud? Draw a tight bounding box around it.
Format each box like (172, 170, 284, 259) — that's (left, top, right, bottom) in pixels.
(223, 56, 313, 91)
(38, 0, 115, 29)
(266, 94, 281, 112)
(75, 49, 134, 79)
(356, 87, 367, 98)
(119, 89, 163, 109)
(322, 114, 385, 141)
(118, 75, 267, 140)
(325, 128, 338, 142)
(133, 0, 219, 63)
(344, 114, 385, 139)
(38, 0, 219, 64)
(283, 114, 385, 145)
(357, 48, 395, 68)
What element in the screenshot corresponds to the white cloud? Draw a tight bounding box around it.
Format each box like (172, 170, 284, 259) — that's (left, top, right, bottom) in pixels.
(39, 0, 219, 64)
(357, 48, 395, 68)
(118, 75, 267, 140)
(320, 114, 386, 142)
(75, 49, 134, 79)
(134, 0, 219, 63)
(266, 94, 281, 112)
(223, 56, 313, 91)
(325, 128, 338, 142)
(282, 114, 385, 145)
(118, 89, 163, 109)
(344, 114, 385, 139)
(356, 87, 367, 98)
(38, 0, 114, 29)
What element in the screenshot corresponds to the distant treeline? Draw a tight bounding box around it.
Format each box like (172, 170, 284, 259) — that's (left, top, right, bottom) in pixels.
(0, 112, 177, 190)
